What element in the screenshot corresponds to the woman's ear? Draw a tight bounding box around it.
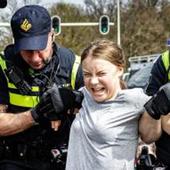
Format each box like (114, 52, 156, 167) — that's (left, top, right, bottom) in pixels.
(117, 67, 124, 77)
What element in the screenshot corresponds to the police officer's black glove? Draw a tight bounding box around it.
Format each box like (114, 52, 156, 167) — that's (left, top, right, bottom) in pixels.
(31, 83, 84, 123)
(144, 82, 170, 120)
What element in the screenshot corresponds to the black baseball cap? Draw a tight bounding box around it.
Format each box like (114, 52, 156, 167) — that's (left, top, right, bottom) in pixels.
(11, 5, 51, 53)
(0, 0, 7, 8)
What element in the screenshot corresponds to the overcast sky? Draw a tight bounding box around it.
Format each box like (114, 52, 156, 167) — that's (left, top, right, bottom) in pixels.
(60, 0, 84, 5)
(41, 0, 85, 7)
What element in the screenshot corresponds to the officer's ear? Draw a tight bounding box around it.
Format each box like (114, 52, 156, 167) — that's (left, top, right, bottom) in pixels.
(51, 29, 56, 42)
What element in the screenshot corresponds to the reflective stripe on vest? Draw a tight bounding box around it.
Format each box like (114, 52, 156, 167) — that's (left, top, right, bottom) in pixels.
(0, 54, 80, 107)
(162, 50, 170, 80)
(0, 56, 40, 108)
(71, 55, 80, 89)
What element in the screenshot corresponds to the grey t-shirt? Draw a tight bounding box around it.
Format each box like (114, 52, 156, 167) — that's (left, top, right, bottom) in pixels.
(66, 87, 149, 170)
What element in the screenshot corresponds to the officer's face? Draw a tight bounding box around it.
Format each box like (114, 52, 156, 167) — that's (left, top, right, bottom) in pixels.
(20, 33, 53, 70)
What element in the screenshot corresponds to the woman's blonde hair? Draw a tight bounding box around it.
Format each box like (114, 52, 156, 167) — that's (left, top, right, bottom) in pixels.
(81, 39, 127, 89)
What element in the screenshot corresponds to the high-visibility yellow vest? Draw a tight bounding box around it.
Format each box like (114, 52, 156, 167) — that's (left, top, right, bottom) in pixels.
(162, 50, 170, 80)
(0, 54, 80, 108)
(71, 55, 80, 89)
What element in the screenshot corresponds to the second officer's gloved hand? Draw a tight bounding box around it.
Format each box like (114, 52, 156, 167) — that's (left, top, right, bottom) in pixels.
(31, 83, 84, 123)
(144, 82, 170, 120)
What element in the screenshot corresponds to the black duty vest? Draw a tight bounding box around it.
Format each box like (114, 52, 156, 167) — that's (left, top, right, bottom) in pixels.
(155, 50, 170, 166)
(0, 45, 81, 154)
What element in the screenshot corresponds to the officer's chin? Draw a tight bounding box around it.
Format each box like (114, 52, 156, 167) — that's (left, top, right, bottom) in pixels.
(31, 63, 44, 70)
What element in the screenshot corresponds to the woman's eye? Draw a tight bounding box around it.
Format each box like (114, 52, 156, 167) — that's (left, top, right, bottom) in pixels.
(83, 73, 91, 77)
(98, 72, 106, 76)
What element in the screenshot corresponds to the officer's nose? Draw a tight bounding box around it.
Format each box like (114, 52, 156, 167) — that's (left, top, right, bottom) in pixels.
(30, 51, 42, 61)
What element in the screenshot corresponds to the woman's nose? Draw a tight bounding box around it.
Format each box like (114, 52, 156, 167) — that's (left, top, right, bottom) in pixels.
(90, 76, 99, 85)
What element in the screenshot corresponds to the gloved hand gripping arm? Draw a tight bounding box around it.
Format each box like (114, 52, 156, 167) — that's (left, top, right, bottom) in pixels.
(144, 82, 170, 119)
(31, 83, 84, 123)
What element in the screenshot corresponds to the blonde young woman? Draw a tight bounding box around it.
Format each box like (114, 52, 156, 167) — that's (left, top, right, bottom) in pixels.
(66, 39, 169, 170)
(65, 39, 159, 170)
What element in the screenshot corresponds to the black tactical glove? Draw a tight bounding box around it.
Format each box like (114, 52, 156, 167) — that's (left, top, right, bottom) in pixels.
(144, 82, 170, 120)
(31, 83, 84, 122)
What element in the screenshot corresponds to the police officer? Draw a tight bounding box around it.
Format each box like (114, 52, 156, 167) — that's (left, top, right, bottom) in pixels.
(139, 49, 170, 169)
(0, 5, 83, 170)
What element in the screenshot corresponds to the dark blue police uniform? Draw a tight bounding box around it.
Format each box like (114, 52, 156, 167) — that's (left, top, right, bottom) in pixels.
(146, 51, 170, 169)
(0, 42, 83, 170)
